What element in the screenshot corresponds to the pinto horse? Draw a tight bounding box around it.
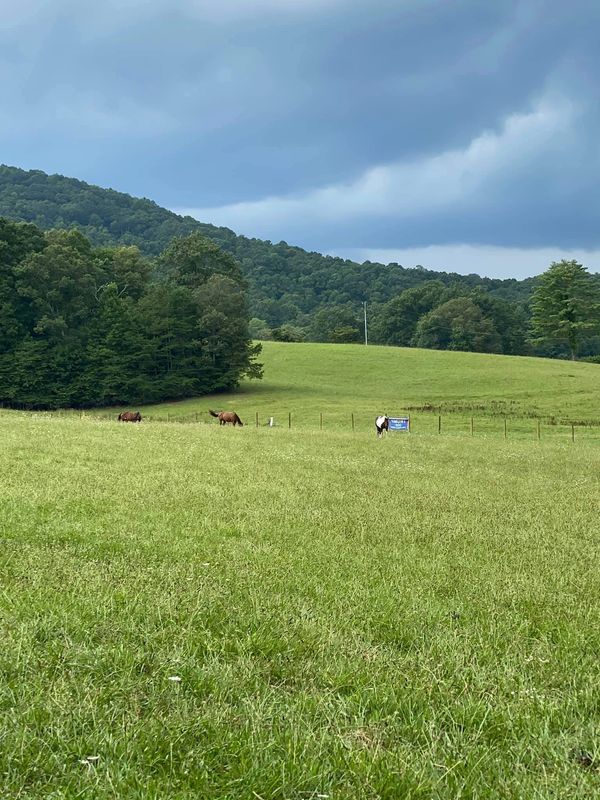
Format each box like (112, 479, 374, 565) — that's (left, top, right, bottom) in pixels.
(375, 415, 389, 438)
(118, 411, 142, 422)
(209, 409, 244, 426)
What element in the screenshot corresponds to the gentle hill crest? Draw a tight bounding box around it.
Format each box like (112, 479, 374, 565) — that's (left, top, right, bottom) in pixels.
(139, 340, 600, 426)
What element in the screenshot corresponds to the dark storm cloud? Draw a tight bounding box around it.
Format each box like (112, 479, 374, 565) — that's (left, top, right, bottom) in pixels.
(2, 0, 600, 264)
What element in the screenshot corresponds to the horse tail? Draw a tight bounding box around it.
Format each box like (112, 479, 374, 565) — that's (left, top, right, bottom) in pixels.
(208, 409, 219, 418)
(117, 413, 123, 421)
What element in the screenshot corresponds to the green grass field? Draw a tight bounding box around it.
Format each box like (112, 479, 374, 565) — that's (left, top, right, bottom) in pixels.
(135, 342, 600, 433)
(1, 345, 599, 797)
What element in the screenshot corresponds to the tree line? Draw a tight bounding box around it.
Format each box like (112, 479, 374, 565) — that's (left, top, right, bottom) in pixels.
(258, 261, 600, 361)
(0, 166, 535, 325)
(0, 218, 262, 409)
(2, 165, 599, 361)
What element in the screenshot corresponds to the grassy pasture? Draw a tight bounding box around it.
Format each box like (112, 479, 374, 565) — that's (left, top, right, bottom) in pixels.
(133, 342, 600, 434)
(0, 413, 599, 798)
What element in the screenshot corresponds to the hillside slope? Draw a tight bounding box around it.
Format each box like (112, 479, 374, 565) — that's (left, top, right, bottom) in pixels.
(138, 341, 600, 427)
(0, 165, 536, 326)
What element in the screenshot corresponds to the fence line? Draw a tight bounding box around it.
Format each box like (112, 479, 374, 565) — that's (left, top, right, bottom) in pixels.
(30, 407, 600, 445)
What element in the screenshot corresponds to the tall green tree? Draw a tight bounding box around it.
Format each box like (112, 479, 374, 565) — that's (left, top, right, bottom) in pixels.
(530, 260, 600, 360)
(310, 305, 362, 343)
(469, 289, 529, 355)
(160, 233, 262, 390)
(194, 274, 263, 388)
(157, 232, 243, 288)
(414, 297, 503, 353)
(372, 281, 453, 346)
(0, 218, 46, 352)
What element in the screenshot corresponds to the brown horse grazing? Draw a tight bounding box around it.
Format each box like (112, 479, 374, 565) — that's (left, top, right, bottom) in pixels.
(118, 411, 142, 422)
(209, 409, 244, 426)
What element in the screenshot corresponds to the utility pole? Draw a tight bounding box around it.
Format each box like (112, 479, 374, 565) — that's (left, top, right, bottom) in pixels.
(363, 301, 368, 346)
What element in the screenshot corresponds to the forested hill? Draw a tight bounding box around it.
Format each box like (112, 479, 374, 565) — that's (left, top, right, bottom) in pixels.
(0, 164, 536, 328)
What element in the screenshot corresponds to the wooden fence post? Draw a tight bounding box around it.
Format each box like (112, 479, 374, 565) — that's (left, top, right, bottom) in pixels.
(504, 418, 507, 439)
(537, 420, 541, 440)
(470, 416, 474, 436)
(351, 413, 355, 432)
(572, 424, 575, 443)
(320, 412, 323, 430)
(255, 412, 259, 428)
(288, 412, 291, 429)
(438, 414, 441, 435)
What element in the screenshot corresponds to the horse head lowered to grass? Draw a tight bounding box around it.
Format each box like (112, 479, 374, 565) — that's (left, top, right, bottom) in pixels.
(118, 411, 142, 422)
(209, 409, 244, 426)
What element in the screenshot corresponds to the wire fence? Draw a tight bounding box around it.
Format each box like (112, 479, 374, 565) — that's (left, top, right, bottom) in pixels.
(17, 407, 600, 445)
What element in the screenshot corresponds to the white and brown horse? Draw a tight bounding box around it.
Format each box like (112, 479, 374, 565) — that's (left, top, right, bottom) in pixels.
(375, 415, 389, 438)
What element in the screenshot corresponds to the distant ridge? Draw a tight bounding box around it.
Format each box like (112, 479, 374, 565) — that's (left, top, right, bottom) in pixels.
(0, 164, 536, 323)
(0, 164, 220, 256)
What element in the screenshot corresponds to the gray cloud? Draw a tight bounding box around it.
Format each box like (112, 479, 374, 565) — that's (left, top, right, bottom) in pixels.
(178, 90, 595, 249)
(334, 245, 600, 280)
(1, 0, 600, 271)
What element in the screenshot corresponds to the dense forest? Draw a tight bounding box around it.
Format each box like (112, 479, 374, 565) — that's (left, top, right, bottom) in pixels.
(0, 218, 261, 408)
(2, 164, 600, 360)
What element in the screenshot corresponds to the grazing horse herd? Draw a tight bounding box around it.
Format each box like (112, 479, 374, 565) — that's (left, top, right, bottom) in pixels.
(116, 408, 244, 425)
(118, 408, 387, 437)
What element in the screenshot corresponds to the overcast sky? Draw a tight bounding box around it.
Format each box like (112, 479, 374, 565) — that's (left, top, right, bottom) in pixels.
(2, 0, 599, 278)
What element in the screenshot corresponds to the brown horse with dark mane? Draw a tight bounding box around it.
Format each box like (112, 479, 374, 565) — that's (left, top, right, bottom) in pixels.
(118, 411, 142, 422)
(209, 409, 244, 426)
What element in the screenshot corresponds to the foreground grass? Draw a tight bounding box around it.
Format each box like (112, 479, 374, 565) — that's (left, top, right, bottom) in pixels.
(0, 415, 599, 798)
(135, 342, 600, 428)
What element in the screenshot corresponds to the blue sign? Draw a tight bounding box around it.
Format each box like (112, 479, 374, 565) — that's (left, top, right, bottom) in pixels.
(388, 416, 410, 432)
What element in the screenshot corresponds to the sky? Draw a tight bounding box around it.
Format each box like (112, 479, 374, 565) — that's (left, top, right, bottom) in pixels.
(2, 0, 599, 279)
